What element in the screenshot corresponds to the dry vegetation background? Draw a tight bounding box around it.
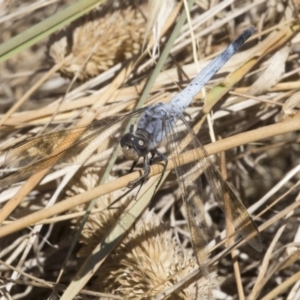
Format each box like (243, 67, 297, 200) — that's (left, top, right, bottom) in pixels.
(0, 0, 300, 299)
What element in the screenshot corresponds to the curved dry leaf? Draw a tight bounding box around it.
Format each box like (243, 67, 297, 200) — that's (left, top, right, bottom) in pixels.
(248, 46, 290, 96)
(282, 90, 300, 116)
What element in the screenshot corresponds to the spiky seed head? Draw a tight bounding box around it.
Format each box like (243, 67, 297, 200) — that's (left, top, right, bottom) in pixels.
(47, 2, 147, 81)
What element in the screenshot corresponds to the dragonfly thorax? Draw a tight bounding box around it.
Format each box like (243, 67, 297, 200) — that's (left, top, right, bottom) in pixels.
(120, 132, 150, 161)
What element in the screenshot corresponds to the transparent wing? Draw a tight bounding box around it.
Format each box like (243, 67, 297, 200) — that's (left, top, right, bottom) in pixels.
(164, 113, 262, 272)
(0, 109, 145, 189)
(6, 118, 115, 168)
(178, 114, 262, 251)
(165, 117, 210, 275)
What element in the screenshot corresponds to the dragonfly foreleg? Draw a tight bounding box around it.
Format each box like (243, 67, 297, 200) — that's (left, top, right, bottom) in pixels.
(152, 149, 168, 192)
(129, 160, 138, 173)
(127, 155, 151, 189)
(127, 148, 168, 190)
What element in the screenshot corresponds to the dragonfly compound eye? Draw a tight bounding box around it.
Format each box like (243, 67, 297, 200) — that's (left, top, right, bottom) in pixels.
(120, 133, 140, 161)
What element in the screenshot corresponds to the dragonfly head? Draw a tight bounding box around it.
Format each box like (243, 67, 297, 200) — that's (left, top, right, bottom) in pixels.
(120, 132, 148, 161)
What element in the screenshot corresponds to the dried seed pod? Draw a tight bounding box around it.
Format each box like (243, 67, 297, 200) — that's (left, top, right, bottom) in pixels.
(47, 1, 147, 81)
(67, 167, 214, 298)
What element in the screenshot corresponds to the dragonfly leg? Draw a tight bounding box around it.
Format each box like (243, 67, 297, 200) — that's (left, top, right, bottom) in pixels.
(153, 148, 167, 163)
(127, 149, 168, 189)
(152, 149, 168, 192)
(127, 155, 151, 189)
(129, 160, 138, 173)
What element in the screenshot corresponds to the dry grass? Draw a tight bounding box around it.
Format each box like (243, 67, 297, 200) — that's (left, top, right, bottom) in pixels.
(0, 0, 300, 299)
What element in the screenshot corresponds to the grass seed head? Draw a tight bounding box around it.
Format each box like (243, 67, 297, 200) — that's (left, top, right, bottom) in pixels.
(47, 1, 147, 81)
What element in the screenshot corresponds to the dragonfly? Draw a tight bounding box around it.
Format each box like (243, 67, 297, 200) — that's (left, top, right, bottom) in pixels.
(0, 27, 262, 274)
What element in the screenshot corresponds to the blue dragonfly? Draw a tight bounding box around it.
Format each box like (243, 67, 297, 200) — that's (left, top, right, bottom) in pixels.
(0, 27, 262, 273)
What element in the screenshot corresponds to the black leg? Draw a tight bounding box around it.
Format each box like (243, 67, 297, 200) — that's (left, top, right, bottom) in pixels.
(129, 160, 138, 173)
(154, 149, 167, 163)
(127, 155, 150, 189)
(127, 148, 168, 192)
(152, 149, 168, 193)
(149, 150, 156, 165)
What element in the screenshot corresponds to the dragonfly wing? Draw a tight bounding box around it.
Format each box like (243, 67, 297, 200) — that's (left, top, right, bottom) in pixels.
(0, 109, 145, 189)
(1, 150, 72, 189)
(165, 116, 210, 274)
(5, 114, 138, 168)
(205, 166, 262, 251)
(183, 183, 210, 276)
(164, 112, 262, 275)
(179, 115, 262, 252)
